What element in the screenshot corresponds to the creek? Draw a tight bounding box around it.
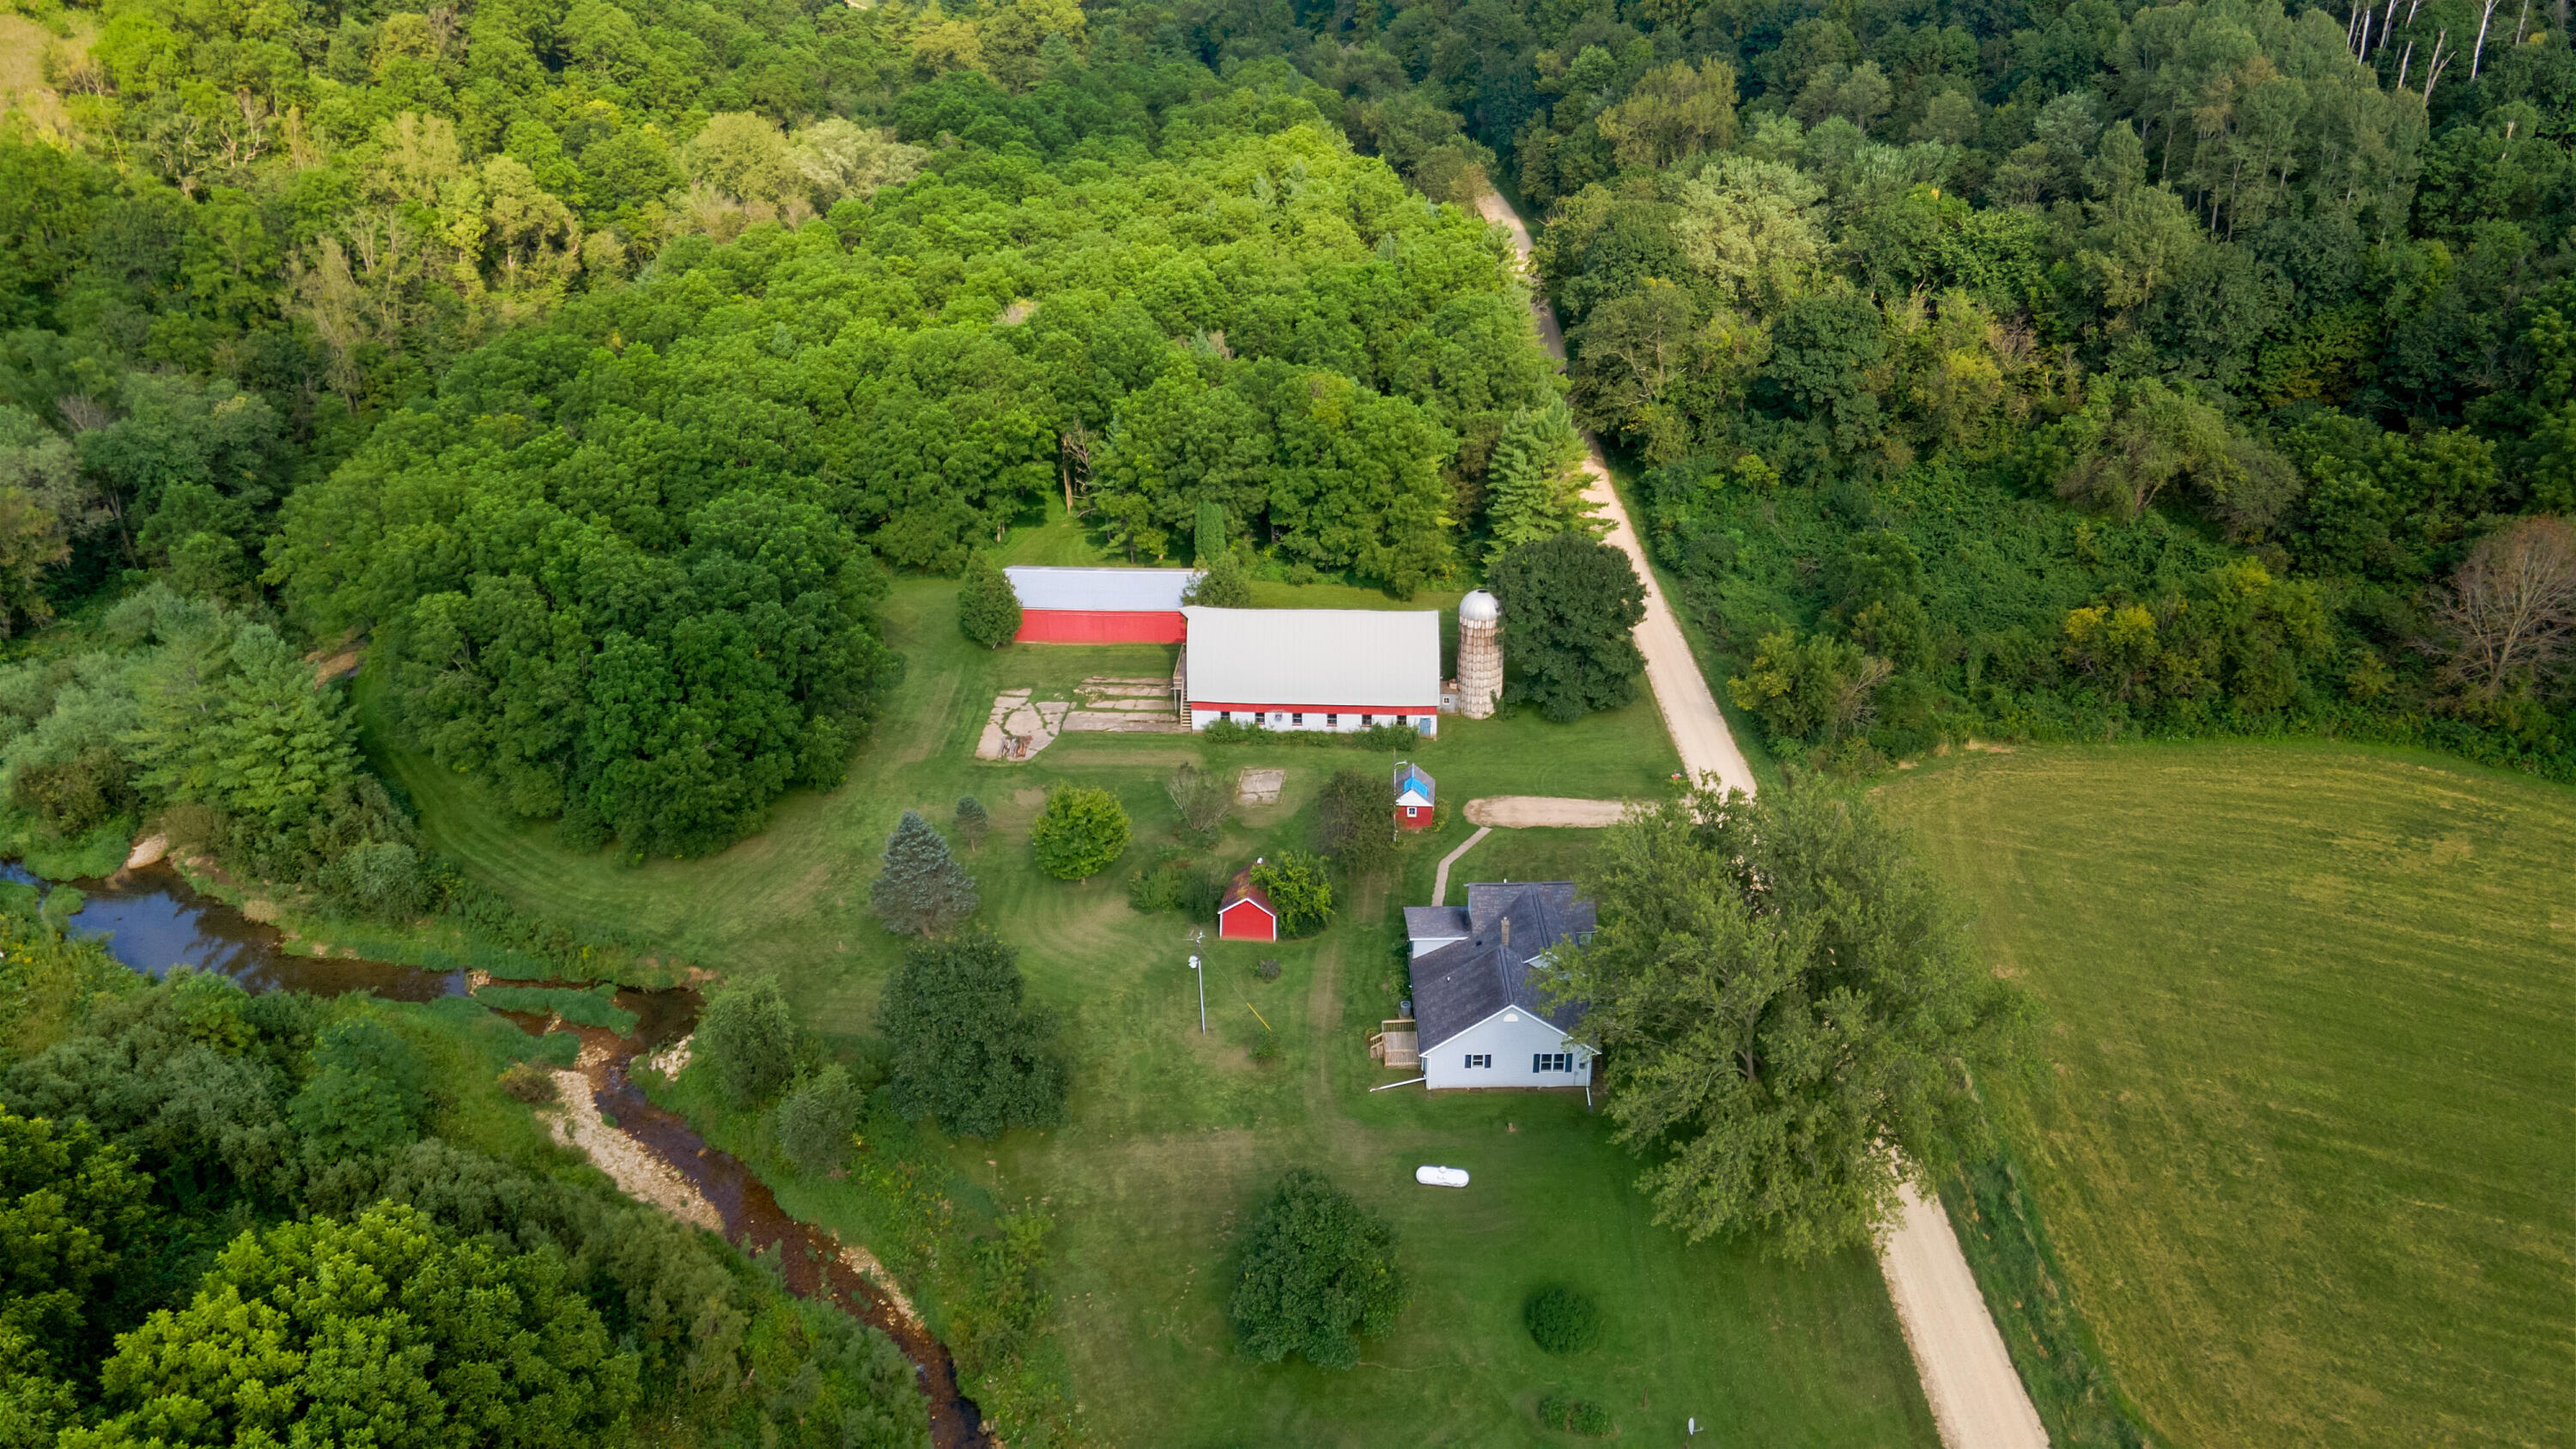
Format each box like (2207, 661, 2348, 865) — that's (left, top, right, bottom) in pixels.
(11, 859, 992, 1449)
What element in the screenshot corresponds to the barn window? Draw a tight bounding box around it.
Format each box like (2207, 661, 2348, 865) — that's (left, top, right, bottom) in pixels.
(1361, 714, 1374, 726)
(1219, 710, 1233, 722)
(1326, 713, 1338, 727)
(1291, 712, 1304, 725)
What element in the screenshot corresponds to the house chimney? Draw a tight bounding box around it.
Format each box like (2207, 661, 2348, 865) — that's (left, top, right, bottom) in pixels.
(1500, 917, 1510, 951)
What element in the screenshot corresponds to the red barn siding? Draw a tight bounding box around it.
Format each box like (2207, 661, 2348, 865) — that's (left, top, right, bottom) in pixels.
(1218, 898, 1276, 941)
(1016, 609, 1189, 644)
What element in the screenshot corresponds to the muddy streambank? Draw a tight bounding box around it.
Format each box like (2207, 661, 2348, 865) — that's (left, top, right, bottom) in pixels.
(22, 859, 991, 1449)
(557, 1027, 994, 1449)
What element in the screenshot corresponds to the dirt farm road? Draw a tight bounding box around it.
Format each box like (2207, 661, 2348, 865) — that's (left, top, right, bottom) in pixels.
(1476, 190, 2050, 1449)
(1472, 192, 1757, 800)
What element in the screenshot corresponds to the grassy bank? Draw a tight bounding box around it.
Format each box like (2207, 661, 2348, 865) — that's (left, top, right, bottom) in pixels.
(377, 573, 1941, 1446)
(1879, 741, 2576, 1449)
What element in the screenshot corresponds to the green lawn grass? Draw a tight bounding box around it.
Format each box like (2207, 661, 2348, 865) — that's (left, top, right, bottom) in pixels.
(1877, 742, 2576, 1449)
(368, 574, 1940, 1446)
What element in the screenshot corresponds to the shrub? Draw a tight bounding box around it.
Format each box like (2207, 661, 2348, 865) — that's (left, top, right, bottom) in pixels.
(1200, 717, 1265, 744)
(1227, 1167, 1406, 1369)
(1165, 762, 1230, 839)
(1127, 856, 1196, 914)
(498, 1062, 558, 1105)
(1314, 769, 1393, 876)
(701, 976, 799, 1109)
(877, 931, 1067, 1139)
(290, 1017, 430, 1155)
(1186, 549, 1255, 608)
(1536, 1395, 1615, 1436)
(1030, 786, 1129, 881)
(957, 553, 1021, 648)
(1250, 1027, 1279, 1062)
(1524, 1284, 1603, 1354)
(1250, 851, 1333, 935)
(1255, 959, 1281, 982)
(773, 1064, 864, 1176)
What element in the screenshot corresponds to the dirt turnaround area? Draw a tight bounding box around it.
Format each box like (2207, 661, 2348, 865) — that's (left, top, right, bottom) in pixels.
(1464, 795, 1637, 827)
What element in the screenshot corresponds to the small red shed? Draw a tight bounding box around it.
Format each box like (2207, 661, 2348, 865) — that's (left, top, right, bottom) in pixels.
(1005, 567, 1200, 644)
(1393, 761, 1436, 831)
(1218, 866, 1278, 941)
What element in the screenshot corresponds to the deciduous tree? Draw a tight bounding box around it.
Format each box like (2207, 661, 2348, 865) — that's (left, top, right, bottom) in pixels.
(957, 554, 1022, 649)
(876, 932, 1066, 1139)
(1030, 786, 1129, 881)
(1227, 1168, 1406, 1370)
(1489, 533, 1646, 721)
(1542, 784, 2032, 1262)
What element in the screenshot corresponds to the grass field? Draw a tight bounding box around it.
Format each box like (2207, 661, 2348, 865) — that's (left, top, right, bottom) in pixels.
(1878, 742, 2576, 1449)
(367, 573, 1941, 1446)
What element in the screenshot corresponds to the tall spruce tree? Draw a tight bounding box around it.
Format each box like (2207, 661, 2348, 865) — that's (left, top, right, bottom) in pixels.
(1485, 400, 1598, 562)
(957, 554, 1021, 648)
(871, 810, 979, 935)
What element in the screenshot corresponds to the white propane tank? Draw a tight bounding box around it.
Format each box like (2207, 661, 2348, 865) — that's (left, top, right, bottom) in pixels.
(1414, 1165, 1470, 1189)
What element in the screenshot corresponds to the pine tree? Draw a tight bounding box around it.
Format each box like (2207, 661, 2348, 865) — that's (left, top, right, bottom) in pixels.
(952, 795, 988, 850)
(871, 809, 979, 935)
(1194, 501, 1227, 563)
(957, 553, 1021, 648)
(1484, 399, 1599, 562)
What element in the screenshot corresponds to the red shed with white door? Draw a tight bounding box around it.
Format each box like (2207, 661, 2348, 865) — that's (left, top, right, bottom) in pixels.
(1218, 866, 1278, 941)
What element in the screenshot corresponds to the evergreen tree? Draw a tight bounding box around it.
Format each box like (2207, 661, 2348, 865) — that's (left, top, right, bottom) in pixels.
(1485, 399, 1598, 562)
(1187, 549, 1255, 609)
(876, 931, 1067, 1139)
(871, 810, 979, 936)
(953, 795, 989, 851)
(957, 553, 1022, 649)
(1194, 501, 1228, 563)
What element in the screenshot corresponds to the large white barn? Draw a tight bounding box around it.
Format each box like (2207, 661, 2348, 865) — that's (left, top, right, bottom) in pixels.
(1403, 882, 1597, 1091)
(1179, 606, 1442, 736)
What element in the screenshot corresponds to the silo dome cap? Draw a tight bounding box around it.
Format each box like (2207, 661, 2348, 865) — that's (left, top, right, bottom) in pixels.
(1459, 589, 1501, 622)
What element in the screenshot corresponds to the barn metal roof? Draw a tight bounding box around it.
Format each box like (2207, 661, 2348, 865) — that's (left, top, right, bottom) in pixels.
(1004, 567, 1200, 612)
(1182, 607, 1440, 709)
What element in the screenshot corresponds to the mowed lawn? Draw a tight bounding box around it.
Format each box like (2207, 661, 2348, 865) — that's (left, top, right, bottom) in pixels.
(1880, 743, 2576, 1449)
(366, 575, 1941, 1446)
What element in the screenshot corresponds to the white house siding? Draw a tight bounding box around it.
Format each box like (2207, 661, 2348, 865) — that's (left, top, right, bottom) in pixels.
(1189, 707, 1437, 737)
(1422, 1009, 1594, 1091)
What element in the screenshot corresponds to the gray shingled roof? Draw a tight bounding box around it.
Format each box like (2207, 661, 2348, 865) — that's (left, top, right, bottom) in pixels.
(1402, 905, 1469, 942)
(1408, 882, 1597, 1050)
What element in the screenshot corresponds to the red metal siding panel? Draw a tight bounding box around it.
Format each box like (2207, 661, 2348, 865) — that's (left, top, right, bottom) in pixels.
(1014, 609, 1188, 644)
(1218, 900, 1276, 941)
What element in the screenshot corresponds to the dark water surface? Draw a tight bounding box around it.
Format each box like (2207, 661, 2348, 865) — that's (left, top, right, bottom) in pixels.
(13, 858, 991, 1449)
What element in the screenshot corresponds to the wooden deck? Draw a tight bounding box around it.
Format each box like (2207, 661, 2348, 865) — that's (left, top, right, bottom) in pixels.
(1370, 1019, 1419, 1070)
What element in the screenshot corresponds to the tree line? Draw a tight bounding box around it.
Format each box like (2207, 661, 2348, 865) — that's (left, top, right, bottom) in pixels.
(1177, 0, 2576, 775)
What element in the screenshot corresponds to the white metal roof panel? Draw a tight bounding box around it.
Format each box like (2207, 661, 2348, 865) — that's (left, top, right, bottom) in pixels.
(1004, 567, 1200, 612)
(1182, 607, 1440, 709)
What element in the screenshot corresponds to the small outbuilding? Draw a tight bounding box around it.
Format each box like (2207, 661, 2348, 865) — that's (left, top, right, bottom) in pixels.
(1218, 865, 1278, 941)
(1005, 567, 1200, 644)
(1393, 762, 1436, 831)
(1405, 881, 1598, 1091)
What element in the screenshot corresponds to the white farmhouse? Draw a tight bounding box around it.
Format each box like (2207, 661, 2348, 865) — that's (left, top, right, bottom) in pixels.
(1402, 882, 1597, 1091)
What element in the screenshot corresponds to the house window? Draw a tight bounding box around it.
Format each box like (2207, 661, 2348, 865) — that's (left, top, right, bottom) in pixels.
(1533, 1052, 1571, 1073)
(1464, 1054, 1491, 1068)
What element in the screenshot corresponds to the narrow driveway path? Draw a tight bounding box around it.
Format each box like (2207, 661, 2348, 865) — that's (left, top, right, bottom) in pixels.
(1473, 192, 1757, 798)
(1476, 189, 2050, 1449)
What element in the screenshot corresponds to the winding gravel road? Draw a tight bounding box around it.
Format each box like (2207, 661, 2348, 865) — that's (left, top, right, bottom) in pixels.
(1475, 189, 2050, 1449)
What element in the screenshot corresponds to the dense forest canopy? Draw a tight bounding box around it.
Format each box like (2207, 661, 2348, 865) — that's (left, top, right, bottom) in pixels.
(0, 0, 2568, 880)
(1184, 0, 2576, 775)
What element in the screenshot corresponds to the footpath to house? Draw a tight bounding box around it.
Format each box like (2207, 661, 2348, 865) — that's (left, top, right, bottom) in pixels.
(1475, 189, 2050, 1449)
